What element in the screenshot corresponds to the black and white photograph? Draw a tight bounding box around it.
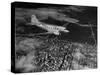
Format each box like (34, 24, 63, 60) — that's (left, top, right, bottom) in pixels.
(11, 2, 97, 73)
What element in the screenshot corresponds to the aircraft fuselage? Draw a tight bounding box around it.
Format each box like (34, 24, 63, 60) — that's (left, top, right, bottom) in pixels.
(34, 22, 69, 35)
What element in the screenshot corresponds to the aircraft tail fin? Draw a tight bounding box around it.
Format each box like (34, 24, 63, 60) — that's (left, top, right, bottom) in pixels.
(31, 15, 40, 24)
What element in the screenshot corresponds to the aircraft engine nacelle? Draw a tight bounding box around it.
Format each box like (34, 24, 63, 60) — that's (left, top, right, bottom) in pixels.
(53, 31, 60, 35)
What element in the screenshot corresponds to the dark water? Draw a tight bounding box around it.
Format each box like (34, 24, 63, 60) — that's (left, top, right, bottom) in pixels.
(60, 24, 97, 44)
(62, 7, 97, 44)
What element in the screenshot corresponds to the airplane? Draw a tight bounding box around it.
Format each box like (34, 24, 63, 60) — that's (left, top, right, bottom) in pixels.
(27, 14, 70, 35)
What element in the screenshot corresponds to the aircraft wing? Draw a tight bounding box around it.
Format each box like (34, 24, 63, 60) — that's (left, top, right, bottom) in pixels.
(62, 23, 70, 27)
(75, 23, 97, 27)
(33, 32, 52, 35)
(64, 17, 79, 23)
